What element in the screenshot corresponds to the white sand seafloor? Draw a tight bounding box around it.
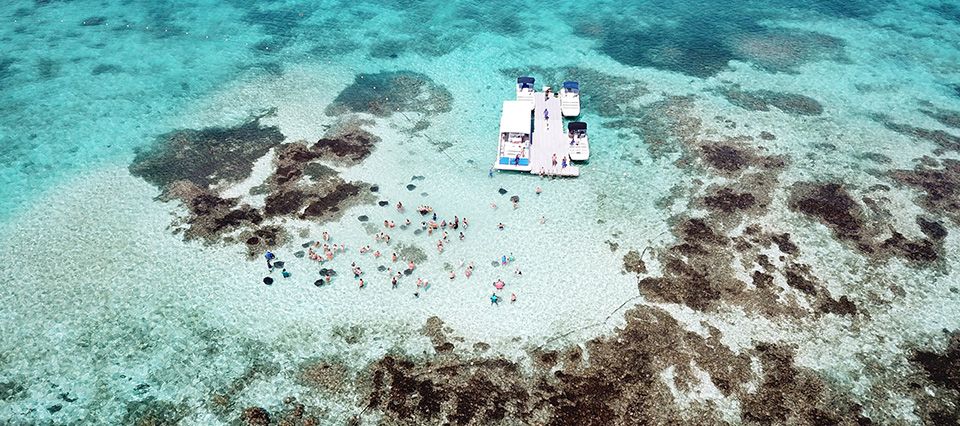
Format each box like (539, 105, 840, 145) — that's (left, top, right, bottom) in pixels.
(1, 0, 960, 423)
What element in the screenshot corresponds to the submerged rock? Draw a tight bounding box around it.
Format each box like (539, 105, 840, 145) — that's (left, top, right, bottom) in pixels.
(263, 277, 273, 285)
(406, 184, 416, 191)
(917, 217, 948, 240)
(622, 249, 647, 274)
(378, 201, 389, 207)
(311, 122, 380, 165)
(888, 159, 960, 225)
(720, 87, 824, 116)
(241, 406, 270, 426)
(787, 182, 864, 240)
(498, 188, 508, 195)
(325, 71, 453, 117)
(358, 215, 369, 222)
(883, 121, 960, 154)
(130, 111, 283, 189)
(702, 187, 757, 213)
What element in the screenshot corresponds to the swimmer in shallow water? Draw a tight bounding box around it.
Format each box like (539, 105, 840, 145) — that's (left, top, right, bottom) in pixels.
(511, 293, 517, 303)
(497, 223, 504, 230)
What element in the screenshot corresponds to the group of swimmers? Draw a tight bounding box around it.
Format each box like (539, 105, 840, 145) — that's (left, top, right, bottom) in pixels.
(306, 240, 346, 263)
(261, 182, 548, 304)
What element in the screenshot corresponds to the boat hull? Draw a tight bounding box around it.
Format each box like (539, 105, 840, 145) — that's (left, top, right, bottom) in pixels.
(569, 136, 589, 161)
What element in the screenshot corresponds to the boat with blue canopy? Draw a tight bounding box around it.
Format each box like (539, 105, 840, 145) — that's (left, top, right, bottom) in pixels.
(516, 76, 535, 110)
(560, 81, 580, 117)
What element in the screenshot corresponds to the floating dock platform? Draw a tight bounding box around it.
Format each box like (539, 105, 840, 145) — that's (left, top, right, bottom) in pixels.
(494, 78, 581, 177)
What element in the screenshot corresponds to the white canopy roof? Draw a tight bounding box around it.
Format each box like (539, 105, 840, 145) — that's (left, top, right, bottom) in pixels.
(499, 101, 531, 135)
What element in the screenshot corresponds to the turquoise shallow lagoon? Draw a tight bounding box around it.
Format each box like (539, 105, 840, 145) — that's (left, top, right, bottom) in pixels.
(1, 0, 960, 424)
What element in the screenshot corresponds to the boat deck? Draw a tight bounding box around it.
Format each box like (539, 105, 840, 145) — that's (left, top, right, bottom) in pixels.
(530, 94, 579, 177)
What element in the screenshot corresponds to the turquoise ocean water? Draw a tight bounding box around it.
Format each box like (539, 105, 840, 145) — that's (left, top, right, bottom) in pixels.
(1, 0, 959, 423)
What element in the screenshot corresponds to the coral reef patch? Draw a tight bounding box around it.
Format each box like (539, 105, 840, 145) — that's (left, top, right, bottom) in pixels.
(325, 71, 453, 117)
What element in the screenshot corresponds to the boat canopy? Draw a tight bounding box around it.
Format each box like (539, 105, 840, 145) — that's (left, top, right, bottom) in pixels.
(569, 121, 587, 131)
(517, 76, 535, 84)
(563, 81, 579, 90)
(500, 101, 532, 134)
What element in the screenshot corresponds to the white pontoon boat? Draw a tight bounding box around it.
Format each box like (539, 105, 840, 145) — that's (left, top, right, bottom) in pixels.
(567, 121, 589, 161)
(560, 81, 580, 117)
(516, 76, 535, 110)
(494, 100, 533, 172)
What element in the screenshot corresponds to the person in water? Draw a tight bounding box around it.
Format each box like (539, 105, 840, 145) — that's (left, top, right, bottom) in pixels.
(282, 269, 290, 278)
(265, 251, 275, 269)
(497, 223, 504, 230)
(491, 293, 500, 305)
(511, 293, 517, 303)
